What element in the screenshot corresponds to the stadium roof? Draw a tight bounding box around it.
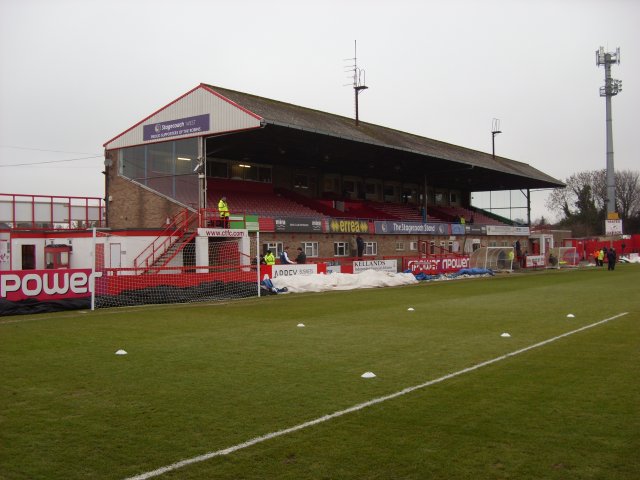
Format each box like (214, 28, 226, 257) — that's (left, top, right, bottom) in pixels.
(202, 85, 563, 191)
(105, 83, 564, 191)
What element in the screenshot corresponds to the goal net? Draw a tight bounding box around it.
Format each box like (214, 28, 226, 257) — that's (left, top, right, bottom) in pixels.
(549, 246, 579, 269)
(469, 246, 514, 271)
(91, 230, 260, 309)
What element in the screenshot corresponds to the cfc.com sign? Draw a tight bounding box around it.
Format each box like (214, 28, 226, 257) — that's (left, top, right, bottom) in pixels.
(1, 270, 103, 302)
(407, 255, 470, 275)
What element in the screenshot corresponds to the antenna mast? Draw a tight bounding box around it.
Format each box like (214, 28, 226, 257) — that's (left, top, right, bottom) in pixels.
(491, 118, 502, 160)
(345, 40, 368, 126)
(596, 46, 622, 218)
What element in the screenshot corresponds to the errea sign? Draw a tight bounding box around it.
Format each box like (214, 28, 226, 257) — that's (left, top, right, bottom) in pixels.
(1, 270, 102, 302)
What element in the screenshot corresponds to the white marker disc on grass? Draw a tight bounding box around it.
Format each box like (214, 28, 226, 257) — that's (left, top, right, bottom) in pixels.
(566, 314, 575, 318)
(407, 307, 415, 311)
(297, 323, 305, 327)
(500, 333, 511, 338)
(115, 349, 128, 355)
(361, 372, 376, 378)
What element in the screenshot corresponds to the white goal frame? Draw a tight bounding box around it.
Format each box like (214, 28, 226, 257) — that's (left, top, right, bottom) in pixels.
(469, 246, 514, 271)
(550, 246, 579, 269)
(90, 228, 262, 310)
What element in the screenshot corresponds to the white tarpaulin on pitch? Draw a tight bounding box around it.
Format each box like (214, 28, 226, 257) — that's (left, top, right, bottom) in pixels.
(270, 270, 418, 293)
(620, 255, 640, 264)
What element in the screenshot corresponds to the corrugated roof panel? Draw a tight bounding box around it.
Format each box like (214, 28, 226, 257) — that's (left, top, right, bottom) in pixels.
(207, 85, 563, 188)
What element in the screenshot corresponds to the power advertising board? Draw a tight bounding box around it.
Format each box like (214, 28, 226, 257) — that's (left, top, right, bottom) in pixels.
(407, 255, 470, 274)
(1, 269, 102, 302)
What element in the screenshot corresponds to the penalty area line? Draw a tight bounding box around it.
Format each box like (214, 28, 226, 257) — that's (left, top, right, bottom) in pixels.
(124, 311, 629, 480)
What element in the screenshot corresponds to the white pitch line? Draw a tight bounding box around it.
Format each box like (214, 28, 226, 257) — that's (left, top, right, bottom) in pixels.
(124, 311, 629, 480)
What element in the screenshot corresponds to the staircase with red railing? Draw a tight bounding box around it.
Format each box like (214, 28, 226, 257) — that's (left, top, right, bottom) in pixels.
(133, 209, 199, 271)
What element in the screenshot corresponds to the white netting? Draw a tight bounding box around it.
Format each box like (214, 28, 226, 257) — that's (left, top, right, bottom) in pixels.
(469, 247, 514, 271)
(549, 247, 579, 269)
(92, 230, 259, 309)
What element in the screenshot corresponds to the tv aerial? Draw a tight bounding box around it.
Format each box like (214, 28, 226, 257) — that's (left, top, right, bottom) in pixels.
(344, 40, 368, 126)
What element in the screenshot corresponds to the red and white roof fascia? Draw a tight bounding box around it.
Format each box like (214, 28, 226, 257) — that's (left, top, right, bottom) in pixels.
(103, 84, 263, 150)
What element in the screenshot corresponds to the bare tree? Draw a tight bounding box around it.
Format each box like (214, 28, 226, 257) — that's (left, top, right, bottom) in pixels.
(547, 169, 639, 220)
(615, 169, 640, 220)
(546, 168, 640, 235)
(546, 170, 604, 217)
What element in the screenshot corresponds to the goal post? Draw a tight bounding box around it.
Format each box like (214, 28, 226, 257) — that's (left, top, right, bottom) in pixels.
(92, 230, 261, 309)
(469, 246, 515, 271)
(550, 246, 579, 269)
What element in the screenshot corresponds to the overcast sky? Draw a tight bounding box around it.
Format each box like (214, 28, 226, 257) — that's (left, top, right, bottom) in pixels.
(1, 0, 638, 222)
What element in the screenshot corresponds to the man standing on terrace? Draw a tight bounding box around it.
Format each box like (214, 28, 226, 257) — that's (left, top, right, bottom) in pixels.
(296, 247, 306, 264)
(218, 196, 230, 228)
(280, 246, 296, 264)
(356, 235, 365, 259)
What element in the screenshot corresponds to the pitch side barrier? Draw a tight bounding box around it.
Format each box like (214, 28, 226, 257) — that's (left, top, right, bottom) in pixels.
(269, 254, 470, 276)
(0, 265, 259, 315)
(0, 252, 498, 315)
(399, 254, 471, 275)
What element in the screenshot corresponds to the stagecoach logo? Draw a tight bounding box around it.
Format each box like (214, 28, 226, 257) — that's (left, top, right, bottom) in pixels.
(374, 221, 449, 235)
(143, 114, 210, 141)
(1, 270, 103, 302)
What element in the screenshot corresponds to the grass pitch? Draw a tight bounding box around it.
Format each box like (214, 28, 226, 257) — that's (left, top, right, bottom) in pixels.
(1, 266, 639, 479)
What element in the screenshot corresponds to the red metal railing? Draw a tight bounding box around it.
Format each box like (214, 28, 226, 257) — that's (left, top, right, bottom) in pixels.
(0, 193, 105, 229)
(199, 208, 246, 228)
(133, 209, 198, 269)
(142, 231, 198, 274)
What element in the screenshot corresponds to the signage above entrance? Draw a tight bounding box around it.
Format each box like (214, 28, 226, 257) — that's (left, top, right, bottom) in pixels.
(143, 114, 210, 141)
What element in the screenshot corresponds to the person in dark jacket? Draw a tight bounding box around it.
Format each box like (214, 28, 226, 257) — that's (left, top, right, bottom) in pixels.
(295, 247, 306, 264)
(280, 246, 295, 264)
(607, 247, 617, 271)
(356, 235, 365, 259)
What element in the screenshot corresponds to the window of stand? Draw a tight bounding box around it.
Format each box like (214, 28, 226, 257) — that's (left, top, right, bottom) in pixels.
(294, 174, 309, 189)
(209, 159, 272, 183)
(302, 242, 318, 257)
(364, 242, 377, 256)
(45, 245, 71, 269)
(263, 242, 283, 257)
(119, 138, 199, 205)
(334, 242, 349, 256)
